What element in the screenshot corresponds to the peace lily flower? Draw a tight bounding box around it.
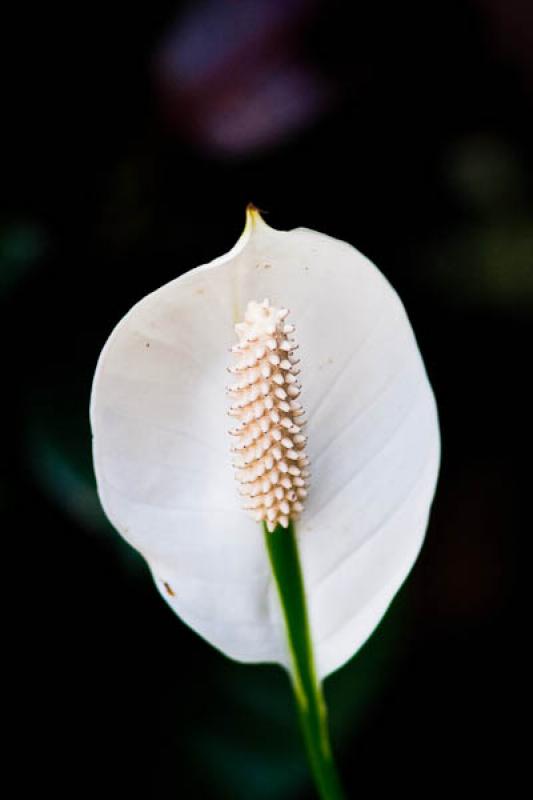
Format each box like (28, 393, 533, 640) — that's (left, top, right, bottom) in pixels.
(90, 206, 439, 798)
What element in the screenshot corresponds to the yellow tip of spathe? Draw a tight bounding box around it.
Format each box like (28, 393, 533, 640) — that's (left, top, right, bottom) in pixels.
(245, 203, 268, 232)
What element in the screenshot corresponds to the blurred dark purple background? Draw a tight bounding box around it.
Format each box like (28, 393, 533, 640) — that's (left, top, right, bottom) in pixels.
(3, 1, 530, 797)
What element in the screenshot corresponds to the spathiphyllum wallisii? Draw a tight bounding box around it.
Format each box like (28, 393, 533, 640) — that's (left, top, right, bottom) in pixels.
(90, 206, 440, 799)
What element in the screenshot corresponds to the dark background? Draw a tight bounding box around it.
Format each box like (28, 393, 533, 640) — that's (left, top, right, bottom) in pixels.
(3, 1, 530, 797)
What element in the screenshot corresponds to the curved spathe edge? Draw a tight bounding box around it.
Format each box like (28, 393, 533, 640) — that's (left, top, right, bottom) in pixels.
(316, 423, 441, 679)
(89, 205, 265, 430)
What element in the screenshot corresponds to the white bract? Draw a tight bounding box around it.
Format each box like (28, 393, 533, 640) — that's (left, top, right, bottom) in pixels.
(90, 208, 440, 679)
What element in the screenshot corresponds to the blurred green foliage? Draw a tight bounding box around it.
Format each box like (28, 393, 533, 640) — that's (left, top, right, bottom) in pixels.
(0, 223, 46, 294)
(423, 136, 533, 310)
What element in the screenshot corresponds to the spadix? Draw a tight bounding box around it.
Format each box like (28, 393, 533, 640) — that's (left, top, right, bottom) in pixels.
(228, 299, 309, 532)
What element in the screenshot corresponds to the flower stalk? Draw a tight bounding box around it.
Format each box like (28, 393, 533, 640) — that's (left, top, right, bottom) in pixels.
(264, 521, 346, 800)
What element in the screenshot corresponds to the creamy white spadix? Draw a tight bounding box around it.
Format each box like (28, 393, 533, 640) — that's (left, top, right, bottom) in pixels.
(90, 207, 440, 678)
(229, 299, 309, 532)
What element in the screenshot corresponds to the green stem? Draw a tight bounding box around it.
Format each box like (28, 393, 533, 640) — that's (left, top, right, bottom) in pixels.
(264, 521, 345, 800)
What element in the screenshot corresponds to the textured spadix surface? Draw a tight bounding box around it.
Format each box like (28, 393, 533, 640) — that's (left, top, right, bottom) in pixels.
(90, 208, 440, 679)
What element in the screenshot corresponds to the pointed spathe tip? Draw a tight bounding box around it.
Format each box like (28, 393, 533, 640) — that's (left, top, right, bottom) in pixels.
(245, 203, 269, 232)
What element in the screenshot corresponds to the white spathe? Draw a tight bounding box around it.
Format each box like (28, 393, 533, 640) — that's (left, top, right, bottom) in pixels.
(90, 208, 440, 679)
